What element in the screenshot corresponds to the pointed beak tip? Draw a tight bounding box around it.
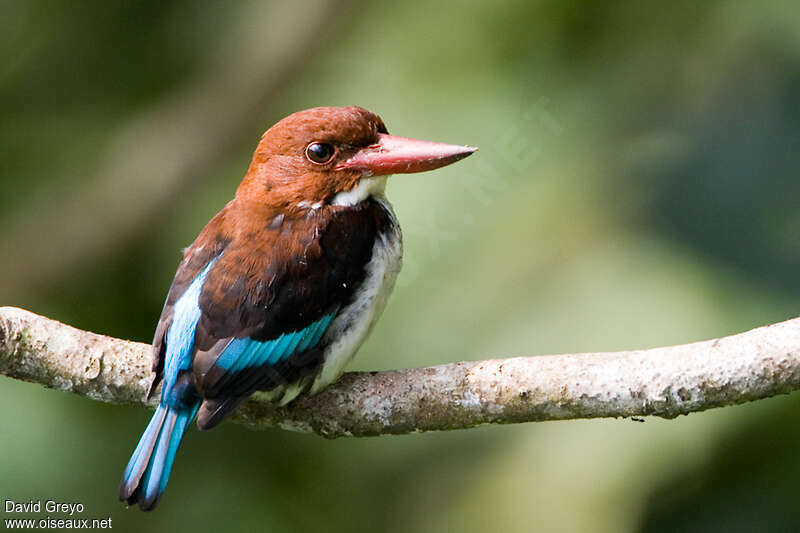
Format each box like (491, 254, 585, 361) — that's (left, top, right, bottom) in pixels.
(451, 144, 478, 161)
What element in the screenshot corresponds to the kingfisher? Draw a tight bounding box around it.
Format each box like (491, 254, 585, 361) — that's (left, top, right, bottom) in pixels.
(119, 106, 476, 510)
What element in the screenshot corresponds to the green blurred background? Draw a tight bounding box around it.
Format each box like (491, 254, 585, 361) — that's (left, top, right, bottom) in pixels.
(2, 1, 800, 531)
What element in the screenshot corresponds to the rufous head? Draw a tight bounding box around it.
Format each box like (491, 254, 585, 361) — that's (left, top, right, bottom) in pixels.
(236, 106, 476, 212)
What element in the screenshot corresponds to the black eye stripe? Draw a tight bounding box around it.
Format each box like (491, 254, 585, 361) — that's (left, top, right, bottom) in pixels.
(305, 142, 336, 164)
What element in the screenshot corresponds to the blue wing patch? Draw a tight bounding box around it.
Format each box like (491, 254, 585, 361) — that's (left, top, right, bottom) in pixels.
(162, 258, 218, 398)
(215, 313, 335, 372)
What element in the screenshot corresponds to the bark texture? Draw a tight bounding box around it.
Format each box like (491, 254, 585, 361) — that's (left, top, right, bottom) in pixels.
(1, 306, 799, 438)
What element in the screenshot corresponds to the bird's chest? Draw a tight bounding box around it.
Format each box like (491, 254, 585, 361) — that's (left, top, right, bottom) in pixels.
(309, 199, 403, 394)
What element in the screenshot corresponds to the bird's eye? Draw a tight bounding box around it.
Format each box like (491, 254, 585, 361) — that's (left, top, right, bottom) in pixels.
(305, 142, 336, 164)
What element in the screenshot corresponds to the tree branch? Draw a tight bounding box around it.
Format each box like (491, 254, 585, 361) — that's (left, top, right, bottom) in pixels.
(1, 306, 799, 438)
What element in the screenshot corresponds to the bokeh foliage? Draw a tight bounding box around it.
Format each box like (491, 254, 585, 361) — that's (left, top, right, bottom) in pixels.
(1, 1, 799, 531)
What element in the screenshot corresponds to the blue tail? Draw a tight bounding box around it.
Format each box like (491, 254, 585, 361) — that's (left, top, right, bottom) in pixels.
(119, 402, 200, 511)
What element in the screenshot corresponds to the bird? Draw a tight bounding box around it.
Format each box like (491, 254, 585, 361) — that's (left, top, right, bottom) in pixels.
(118, 106, 476, 510)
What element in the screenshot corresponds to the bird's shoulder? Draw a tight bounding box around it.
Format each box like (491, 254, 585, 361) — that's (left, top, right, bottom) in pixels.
(196, 197, 397, 342)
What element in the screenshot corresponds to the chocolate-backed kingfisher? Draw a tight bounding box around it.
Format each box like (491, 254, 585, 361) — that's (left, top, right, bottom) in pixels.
(119, 106, 476, 510)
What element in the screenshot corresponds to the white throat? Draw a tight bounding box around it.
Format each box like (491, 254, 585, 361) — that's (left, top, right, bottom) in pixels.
(331, 176, 389, 206)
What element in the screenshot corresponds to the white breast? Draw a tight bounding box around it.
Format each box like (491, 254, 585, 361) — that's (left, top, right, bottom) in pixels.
(275, 195, 403, 404)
